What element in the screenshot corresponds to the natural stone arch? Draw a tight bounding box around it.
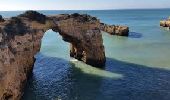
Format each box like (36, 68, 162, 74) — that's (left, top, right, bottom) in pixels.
(0, 11, 105, 99)
(0, 11, 129, 99)
(50, 15, 106, 67)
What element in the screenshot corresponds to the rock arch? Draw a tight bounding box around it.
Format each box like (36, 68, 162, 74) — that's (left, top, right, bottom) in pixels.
(0, 11, 106, 99)
(0, 11, 129, 99)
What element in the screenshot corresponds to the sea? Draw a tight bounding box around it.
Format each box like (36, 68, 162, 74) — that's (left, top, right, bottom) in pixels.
(1, 9, 170, 100)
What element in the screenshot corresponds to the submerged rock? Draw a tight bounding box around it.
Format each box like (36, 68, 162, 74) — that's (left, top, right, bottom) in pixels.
(0, 11, 129, 99)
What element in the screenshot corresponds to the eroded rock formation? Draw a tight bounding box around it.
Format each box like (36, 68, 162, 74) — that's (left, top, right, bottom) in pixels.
(100, 23, 129, 36)
(0, 11, 128, 100)
(160, 17, 170, 29)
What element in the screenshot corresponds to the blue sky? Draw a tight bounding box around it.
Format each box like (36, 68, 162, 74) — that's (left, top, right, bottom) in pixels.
(0, 0, 170, 11)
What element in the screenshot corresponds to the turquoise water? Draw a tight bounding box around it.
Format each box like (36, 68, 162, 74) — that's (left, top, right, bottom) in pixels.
(1, 9, 170, 100)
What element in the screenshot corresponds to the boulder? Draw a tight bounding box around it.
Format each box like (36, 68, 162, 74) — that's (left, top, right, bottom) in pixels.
(100, 23, 129, 36)
(0, 15, 4, 22)
(115, 26, 129, 36)
(160, 17, 170, 28)
(160, 20, 166, 27)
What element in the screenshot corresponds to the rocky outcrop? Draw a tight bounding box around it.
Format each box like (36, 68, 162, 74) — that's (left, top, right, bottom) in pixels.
(100, 23, 129, 36)
(160, 17, 170, 29)
(0, 11, 128, 100)
(0, 15, 4, 22)
(18, 11, 47, 24)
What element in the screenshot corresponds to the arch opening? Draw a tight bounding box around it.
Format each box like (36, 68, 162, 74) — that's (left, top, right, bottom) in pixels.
(40, 29, 70, 59)
(33, 28, 89, 65)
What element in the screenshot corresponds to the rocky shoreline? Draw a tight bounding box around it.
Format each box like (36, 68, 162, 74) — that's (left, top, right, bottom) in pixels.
(160, 17, 170, 29)
(0, 11, 129, 100)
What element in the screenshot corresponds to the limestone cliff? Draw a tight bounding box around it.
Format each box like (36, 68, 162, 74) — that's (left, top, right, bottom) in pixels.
(0, 11, 129, 100)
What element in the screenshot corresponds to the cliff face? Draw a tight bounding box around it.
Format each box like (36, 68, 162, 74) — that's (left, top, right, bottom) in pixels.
(160, 17, 170, 29)
(0, 11, 129, 100)
(0, 12, 48, 99)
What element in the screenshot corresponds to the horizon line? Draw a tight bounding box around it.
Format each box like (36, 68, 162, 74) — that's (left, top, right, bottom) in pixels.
(0, 7, 170, 12)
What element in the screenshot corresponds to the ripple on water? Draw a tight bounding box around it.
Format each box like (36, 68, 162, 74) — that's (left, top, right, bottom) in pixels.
(22, 54, 170, 100)
(21, 9, 170, 100)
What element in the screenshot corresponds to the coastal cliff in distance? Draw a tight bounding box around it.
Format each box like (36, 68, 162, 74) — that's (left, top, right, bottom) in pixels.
(160, 16, 170, 29)
(0, 11, 129, 100)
